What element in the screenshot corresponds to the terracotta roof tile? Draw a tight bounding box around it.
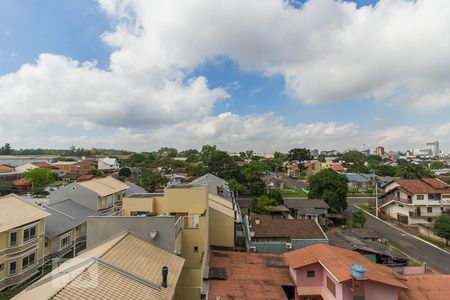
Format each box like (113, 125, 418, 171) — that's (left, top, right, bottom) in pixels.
(399, 275, 450, 300)
(394, 178, 450, 194)
(0, 165, 14, 172)
(284, 243, 406, 289)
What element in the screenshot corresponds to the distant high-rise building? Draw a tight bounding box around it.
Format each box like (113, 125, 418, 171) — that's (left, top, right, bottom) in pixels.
(425, 141, 440, 157)
(375, 146, 385, 156)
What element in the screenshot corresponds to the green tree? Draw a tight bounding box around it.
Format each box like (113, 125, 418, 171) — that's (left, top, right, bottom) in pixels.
(200, 145, 219, 165)
(268, 189, 283, 205)
(352, 210, 367, 228)
(24, 168, 57, 192)
(227, 179, 245, 198)
(87, 169, 105, 177)
(0, 143, 12, 155)
(396, 159, 435, 179)
(158, 147, 178, 158)
(434, 215, 450, 246)
(242, 160, 270, 195)
(375, 165, 398, 177)
(186, 163, 208, 177)
(137, 169, 169, 192)
(206, 151, 239, 179)
(0, 181, 16, 196)
(118, 167, 131, 177)
(287, 148, 312, 163)
(430, 161, 447, 170)
(317, 154, 326, 163)
(308, 169, 348, 212)
(252, 196, 278, 214)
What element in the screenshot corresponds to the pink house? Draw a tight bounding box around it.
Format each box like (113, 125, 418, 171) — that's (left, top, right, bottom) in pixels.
(284, 244, 406, 300)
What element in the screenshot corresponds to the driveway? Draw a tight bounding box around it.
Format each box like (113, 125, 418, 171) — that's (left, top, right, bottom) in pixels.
(279, 174, 307, 191)
(345, 197, 450, 274)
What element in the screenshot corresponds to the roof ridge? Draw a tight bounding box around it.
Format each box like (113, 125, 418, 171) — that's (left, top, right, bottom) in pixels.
(45, 205, 77, 220)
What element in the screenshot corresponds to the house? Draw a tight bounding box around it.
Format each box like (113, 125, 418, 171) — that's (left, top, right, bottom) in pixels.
(327, 230, 408, 265)
(267, 176, 285, 189)
(331, 164, 345, 173)
(14, 232, 185, 300)
(207, 250, 295, 299)
(43, 199, 99, 262)
(283, 198, 330, 224)
(124, 180, 147, 196)
(286, 163, 300, 178)
(398, 274, 450, 300)
(247, 214, 328, 254)
(14, 163, 38, 174)
(12, 179, 31, 194)
(49, 176, 129, 215)
(345, 173, 374, 191)
(284, 243, 407, 300)
(53, 160, 96, 174)
(0, 194, 50, 291)
(97, 157, 119, 171)
(304, 161, 322, 176)
(379, 178, 450, 224)
(0, 165, 14, 173)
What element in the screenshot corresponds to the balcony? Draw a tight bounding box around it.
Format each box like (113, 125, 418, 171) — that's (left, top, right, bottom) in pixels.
(0, 233, 43, 256)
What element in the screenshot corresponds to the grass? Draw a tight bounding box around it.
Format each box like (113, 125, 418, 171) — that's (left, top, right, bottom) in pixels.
(355, 203, 376, 215)
(278, 188, 307, 198)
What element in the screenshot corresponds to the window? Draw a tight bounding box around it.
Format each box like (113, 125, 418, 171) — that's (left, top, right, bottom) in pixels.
(307, 270, 315, 277)
(427, 207, 432, 213)
(0, 263, 4, 271)
(61, 235, 71, 249)
(23, 225, 37, 243)
(428, 218, 433, 223)
(326, 276, 336, 296)
(9, 260, 17, 276)
(45, 240, 49, 248)
(22, 252, 36, 271)
(194, 246, 199, 253)
(428, 194, 441, 201)
(417, 195, 424, 200)
(9, 231, 18, 247)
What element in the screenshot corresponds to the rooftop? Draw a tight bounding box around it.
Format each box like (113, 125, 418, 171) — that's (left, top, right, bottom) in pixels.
(390, 178, 450, 195)
(44, 199, 99, 238)
(250, 215, 327, 240)
(15, 232, 185, 300)
(0, 194, 50, 233)
(284, 243, 406, 289)
(208, 250, 294, 300)
(190, 173, 233, 201)
(77, 176, 129, 197)
(283, 198, 330, 209)
(398, 275, 450, 300)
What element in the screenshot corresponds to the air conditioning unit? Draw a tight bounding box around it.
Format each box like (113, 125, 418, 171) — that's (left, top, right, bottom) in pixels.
(286, 243, 293, 250)
(249, 246, 257, 252)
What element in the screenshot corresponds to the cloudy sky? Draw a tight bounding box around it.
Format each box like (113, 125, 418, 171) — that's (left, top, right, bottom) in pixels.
(0, 0, 449, 153)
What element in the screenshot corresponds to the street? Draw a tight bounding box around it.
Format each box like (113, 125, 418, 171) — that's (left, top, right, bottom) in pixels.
(345, 197, 450, 274)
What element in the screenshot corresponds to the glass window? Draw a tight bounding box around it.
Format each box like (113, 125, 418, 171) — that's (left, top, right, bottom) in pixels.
(327, 276, 336, 296)
(22, 252, 36, 271)
(307, 270, 315, 277)
(417, 195, 424, 200)
(427, 207, 432, 213)
(61, 236, 71, 249)
(9, 260, 17, 275)
(23, 225, 37, 243)
(9, 231, 17, 247)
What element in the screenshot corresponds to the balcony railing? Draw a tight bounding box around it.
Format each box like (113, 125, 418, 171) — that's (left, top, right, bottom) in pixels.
(0, 233, 43, 256)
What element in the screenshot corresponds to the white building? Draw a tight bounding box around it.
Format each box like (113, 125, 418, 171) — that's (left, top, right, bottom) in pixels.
(97, 157, 119, 171)
(379, 178, 450, 225)
(425, 141, 440, 157)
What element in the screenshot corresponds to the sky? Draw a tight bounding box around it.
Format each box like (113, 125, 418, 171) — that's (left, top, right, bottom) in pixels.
(0, 0, 449, 153)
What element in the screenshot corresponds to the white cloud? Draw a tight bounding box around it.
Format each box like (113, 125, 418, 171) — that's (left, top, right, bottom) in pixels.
(1, 0, 449, 151)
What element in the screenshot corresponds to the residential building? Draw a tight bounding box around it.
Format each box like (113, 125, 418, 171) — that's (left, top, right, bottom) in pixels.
(284, 243, 407, 300)
(97, 157, 119, 171)
(0, 155, 59, 168)
(49, 176, 129, 215)
(0, 165, 14, 173)
(331, 164, 345, 172)
(379, 178, 450, 224)
(43, 199, 99, 262)
(283, 198, 329, 224)
(425, 141, 440, 157)
(14, 232, 185, 300)
(345, 173, 374, 192)
(0, 194, 50, 291)
(375, 146, 385, 156)
(207, 250, 295, 299)
(12, 179, 31, 195)
(14, 163, 38, 174)
(398, 274, 450, 300)
(286, 163, 300, 178)
(246, 214, 328, 254)
(304, 161, 322, 176)
(124, 180, 147, 196)
(53, 160, 96, 174)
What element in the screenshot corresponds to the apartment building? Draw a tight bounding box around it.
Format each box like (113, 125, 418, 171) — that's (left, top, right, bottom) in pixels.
(0, 194, 49, 291)
(49, 176, 129, 215)
(379, 178, 450, 224)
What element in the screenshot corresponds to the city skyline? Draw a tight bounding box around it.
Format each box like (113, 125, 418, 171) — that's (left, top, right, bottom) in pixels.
(1, 0, 450, 152)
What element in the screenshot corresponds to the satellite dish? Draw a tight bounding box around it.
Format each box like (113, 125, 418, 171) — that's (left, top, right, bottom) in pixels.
(150, 230, 158, 239)
(250, 231, 255, 237)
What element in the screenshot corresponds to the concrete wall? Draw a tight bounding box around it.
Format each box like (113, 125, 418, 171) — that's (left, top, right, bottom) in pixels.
(86, 216, 176, 252)
(122, 197, 155, 216)
(209, 207, 235, 248)
(50, 183, 97, 211)
(296, 263, 323, 287)
(163, 187, 208, 214)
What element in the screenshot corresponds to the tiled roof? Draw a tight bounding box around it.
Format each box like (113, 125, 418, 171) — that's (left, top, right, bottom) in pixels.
(250, 215, 327, 240)
(44, 199, 99, 238)
(13, 178, 31, 186)
(331, 165, 344, 171)
(283, 198, 330, 209)
(393, 178, 450, 195)
(0, 194, 50, 233)
(76, 174, 95, 181)
(32, 162, 58, 169)
(208, 250, 294, 300)
(284, 243, 406, 289)
(0, 165, 14, 172)
(77, 176, 129, 197)
(15, 233, 185, 300)
(398, 275, 450, 300)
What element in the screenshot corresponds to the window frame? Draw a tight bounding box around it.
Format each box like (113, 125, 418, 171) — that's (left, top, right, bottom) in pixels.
(8, 259, 17, 276)
(307, 270, 315, 278)
(416, 194, 424, 200)
(23, 222, 38, 243)
(9, 230, 18, 247)
(326, 276, 336, 296)
(60, 234, 71, 249)
(427, 207, 432, 213)
(22, 251, 36, 272)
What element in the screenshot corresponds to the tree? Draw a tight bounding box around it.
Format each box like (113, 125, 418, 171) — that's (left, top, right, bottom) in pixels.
(200, 145, 218, 165)
(87, 169, 105, 177)
(24, 168, 57, 193)
(308, 169, 348, 212)
(118, 167, 131, 177)
(375, 165, 398, 177)
(268, 189, 283, 205)
(158, 147, 178, 158)
(396, 159, 435, 179)
(0, 143, 12, 155)
(342, 150, 367, 173)
(137, 169, 169, 192)
(287, 148, 312, 163)
(206, 151, 239, 179)
(252, 196, 278, 214)
(430, 161, 447, 170)
(434, 215, 450, 246)
(352, 210, 367, 228)
(227, 179, 245, 198)
(317, 154, 326, 163)
(0, 181, 16, 196)
(242, 160, 270, 195)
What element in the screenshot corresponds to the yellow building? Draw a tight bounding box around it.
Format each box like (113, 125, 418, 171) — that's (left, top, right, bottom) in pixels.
(0, 194, 49, 291)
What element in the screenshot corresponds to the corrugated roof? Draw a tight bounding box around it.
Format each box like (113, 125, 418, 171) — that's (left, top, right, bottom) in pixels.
(398, 275, 450, 300)
(284, 244, 406, 289)
(208, 250, 294, 300)
(0, 194, 50, 233)
(14, 233, 185, 300)
(44, 199, 99, 238)
(77, 176, 129, 197)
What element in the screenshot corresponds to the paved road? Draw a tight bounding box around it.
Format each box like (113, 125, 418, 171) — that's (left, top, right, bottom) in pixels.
(279, 174, 307, 191)
(345, 197, 450, 274)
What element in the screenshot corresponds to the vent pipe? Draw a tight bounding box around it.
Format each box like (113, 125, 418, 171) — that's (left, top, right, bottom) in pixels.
(162, 266, 168, 288)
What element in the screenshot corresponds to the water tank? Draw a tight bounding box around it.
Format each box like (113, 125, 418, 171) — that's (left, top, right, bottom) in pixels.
(351, 264, 366, 280)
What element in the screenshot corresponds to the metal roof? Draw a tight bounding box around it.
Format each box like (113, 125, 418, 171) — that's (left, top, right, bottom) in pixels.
(44, 199, 99, 238)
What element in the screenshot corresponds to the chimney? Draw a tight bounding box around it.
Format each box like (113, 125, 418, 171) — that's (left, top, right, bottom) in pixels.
(162, 266, 168, 288)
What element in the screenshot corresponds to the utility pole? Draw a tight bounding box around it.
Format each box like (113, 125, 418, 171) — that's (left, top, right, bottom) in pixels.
(373, 170, 378, 218)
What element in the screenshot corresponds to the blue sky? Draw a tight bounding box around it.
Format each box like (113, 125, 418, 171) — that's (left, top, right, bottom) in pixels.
(0, 0, 449, 152)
